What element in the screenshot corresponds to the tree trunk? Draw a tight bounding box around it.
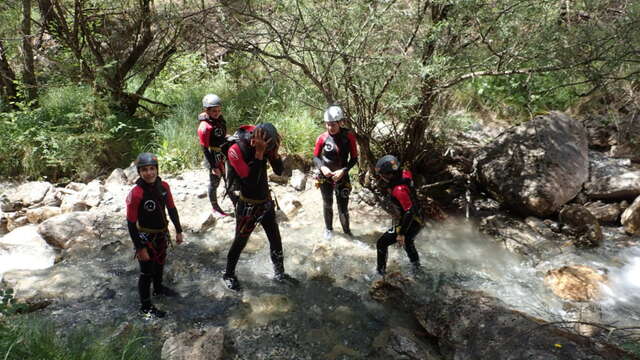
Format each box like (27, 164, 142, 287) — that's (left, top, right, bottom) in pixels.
(0, 40, 19, 109)
(22, 0, 38, 102)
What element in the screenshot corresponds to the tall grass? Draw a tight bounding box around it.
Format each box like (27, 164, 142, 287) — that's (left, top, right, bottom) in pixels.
(0, 317, 161, 360)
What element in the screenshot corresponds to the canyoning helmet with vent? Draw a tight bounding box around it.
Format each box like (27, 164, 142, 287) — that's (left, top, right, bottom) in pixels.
(135, 152, 159, 171)
(254, 122, 279, 152)
(202, 94, 222, 108)
(323, 105, 344, 123)
(375, 155, 400, 176)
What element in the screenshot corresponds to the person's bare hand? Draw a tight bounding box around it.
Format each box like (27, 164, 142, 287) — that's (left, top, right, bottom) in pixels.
(175, 233, 184, 245)
(212, 168, 221, 177)
(332, 168, 345, 182)
(321, 166, 333, 177)
(251, 128, 271, 158)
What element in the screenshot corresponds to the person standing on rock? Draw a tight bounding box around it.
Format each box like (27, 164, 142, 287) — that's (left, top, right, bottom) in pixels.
(313, 105, 358, 240)
(374, 155, 423, 276)
(222, 123, 295, 290)
(126, 152, 184, 318)
(197, 93, 233, 216)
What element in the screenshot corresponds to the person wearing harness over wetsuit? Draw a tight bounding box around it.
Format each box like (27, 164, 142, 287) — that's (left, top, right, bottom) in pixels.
(222, 123, 295, 290)
(197, 93, 233, 216)
(374, 155, 423, 277)
(126, 153, 184, 318)
(313, 105, 358, 240)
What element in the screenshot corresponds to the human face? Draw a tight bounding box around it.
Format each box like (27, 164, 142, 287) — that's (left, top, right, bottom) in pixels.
(325, 121, 340, 135)
(139, 165, 158, 184)
(205, 106, 222, 120)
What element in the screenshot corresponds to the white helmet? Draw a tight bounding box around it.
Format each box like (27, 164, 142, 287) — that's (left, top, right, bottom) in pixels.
(323, 105, 344, 122)
(202, 94, 222, 108)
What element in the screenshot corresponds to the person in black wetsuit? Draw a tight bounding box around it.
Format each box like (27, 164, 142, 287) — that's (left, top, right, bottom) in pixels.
(222, 123, 295, 291)
(126, 152, 184, 318)
(313, 105, 358, 240)
(374, 155, 423, 277)
(197, 93, 234, 216)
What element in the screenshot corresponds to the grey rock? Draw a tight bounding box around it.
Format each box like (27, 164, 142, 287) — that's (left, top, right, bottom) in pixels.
(290, 169, 307, 191)
(474, 112, 588, 216)
(161, 327, 224, 360)
(584, 170, 640, 201)
(621, 195, 640, 235)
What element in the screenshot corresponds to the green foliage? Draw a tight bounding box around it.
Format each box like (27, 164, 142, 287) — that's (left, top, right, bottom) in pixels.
(462, 73, 583, 120)
(146, 54, 322, 173)
(0, 317, 161, 360)
(0, 85, 150, 180)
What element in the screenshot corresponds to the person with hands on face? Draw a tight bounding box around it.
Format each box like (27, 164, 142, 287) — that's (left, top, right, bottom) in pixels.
(313, 105, 358, 240)
(126, 152, 184, 318)
(222, 123, 295, 291)
(197, 93, 233, 216)
(374, 155, 423, 278)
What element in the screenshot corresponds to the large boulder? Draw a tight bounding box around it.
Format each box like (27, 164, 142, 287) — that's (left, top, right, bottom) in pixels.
(584, 171, 640, 201)
(37, 212, 98, 249)
(415, 286, 631, 360)
(621, 195, 640, 235)
(161, 327, 224, 360)
(474, 112, 588, 216)
(5, 181, 53, 209)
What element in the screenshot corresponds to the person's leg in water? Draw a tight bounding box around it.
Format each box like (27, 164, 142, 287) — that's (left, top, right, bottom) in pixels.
(335, 178, 352, 236)
(403, 221, 422, 274)
(376, 227, 398, 276)
(208, 167, 227, 216)
(223, 200, 257, 290)
(319, 180, 334, 239)
(260, 203, 297, 283)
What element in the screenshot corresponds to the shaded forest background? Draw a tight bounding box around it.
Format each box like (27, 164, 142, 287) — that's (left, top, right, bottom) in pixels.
(0, 0, 638, 182)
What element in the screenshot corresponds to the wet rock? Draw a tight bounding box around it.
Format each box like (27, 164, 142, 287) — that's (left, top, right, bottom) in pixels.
(474, 111, 588, 217)
(479, 214, 557, 262)
(372, 327, 442, 360)
(621, 196, 640, 235)
(279, 194, 302, 218)
(25, 206, 62, 224)
(587, 151, 633, 180)
(416, 286, 629, 360)
(558, 204, 602, 247)
(37, 212, 98, 249)
(544, 265, 606, 302)
(369, 272, 419, 313)
(563, 302, 603, 337)
(161, 327, 224, 360)
(290, 169, 307, 191)
(524, 216, 557, 239)
(584, 171, 640, 201)
(584, 201, 621, 223)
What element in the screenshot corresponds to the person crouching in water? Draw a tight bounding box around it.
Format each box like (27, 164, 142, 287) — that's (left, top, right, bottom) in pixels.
(222, 123, 295, 291)
(313, 105, 358, 240)
(197, 93, 234, 216)
(374, 155, 423, 277)
(126, 152, 184, 318)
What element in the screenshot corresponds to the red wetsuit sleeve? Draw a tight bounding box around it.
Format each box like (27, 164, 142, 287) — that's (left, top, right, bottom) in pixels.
(126, 186, 144, 223)
(313, 133, 327, 157)
(347, 131, 358, 158)
(197, 118, 212, 147)
(391, 184, 413, 212)
(228, 143, 250, 178)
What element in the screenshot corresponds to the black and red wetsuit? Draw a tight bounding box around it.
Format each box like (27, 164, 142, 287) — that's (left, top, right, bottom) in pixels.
(312, 128, 358, 234)
(126, 177, 182, 307)
(224, 125, 286, 277)
(197, 113, 227, 210)
(376, 170, 422, 275)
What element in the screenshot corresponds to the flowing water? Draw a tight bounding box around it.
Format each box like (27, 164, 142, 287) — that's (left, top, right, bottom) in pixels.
(2, 177, 640, 358)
